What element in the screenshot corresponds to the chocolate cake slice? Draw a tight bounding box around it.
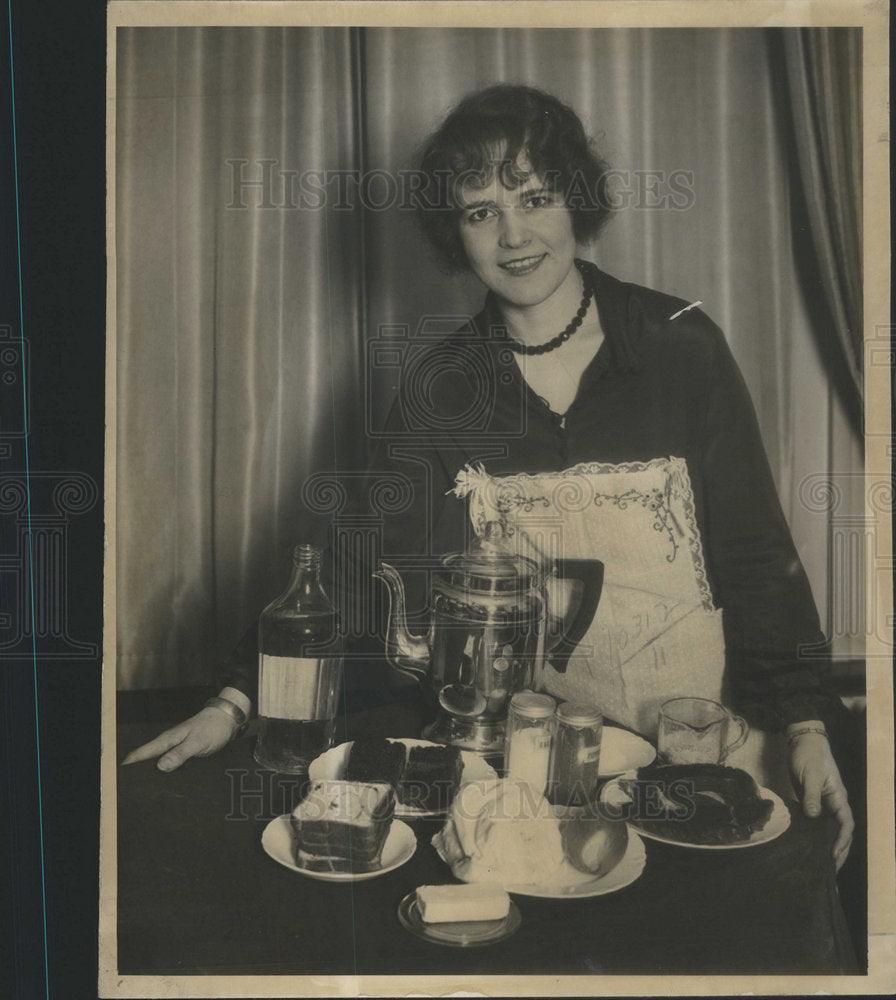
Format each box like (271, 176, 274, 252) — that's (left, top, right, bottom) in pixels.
(398, 745, 464, 812)
(344, 737, 407, 788)
(290, 779, 395, 873)
(619, 762, 774, 845)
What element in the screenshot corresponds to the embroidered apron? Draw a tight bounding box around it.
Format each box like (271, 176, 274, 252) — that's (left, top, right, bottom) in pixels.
(453, 457, 726, 740)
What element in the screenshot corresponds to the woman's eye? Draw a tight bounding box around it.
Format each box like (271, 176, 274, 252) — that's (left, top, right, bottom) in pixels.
(465, 208, 494, 224)
(526, 194, 553, 209)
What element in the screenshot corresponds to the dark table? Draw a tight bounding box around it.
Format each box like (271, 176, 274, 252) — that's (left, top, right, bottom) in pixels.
(116, 690, 858, 978)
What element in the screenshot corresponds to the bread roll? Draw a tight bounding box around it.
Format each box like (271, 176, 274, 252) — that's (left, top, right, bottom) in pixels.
(432, 779, 566, 886)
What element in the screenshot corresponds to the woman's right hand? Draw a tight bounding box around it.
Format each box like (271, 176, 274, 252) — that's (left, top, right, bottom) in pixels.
(121, 707, 238, 772)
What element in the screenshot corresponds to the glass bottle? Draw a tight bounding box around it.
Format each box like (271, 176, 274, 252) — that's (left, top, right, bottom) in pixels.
(548, 702, 603, 806)
(504, 691, 556, 795)
(254, 544, 342, 773)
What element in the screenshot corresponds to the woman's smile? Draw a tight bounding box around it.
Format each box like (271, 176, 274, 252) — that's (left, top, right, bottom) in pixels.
(499, 253, 547, 276)
(456, 161, 579, 313)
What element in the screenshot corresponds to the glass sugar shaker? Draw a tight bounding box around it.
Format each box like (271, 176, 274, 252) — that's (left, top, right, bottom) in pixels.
(504, 691, 557, 795)
(548, 702, 603, 806)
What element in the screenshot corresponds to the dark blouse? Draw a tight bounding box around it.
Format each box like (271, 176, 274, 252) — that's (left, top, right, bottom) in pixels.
(223, 264, 847, 739)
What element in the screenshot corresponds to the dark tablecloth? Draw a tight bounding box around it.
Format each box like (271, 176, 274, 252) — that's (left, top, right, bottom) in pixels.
(116, 691, 858, 977)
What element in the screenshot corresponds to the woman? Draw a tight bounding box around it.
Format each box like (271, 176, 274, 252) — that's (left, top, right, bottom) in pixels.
(125, 84, 853, 871)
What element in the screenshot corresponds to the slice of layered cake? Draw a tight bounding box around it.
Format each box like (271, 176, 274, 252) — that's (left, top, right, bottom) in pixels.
(290, 779, 395, 873)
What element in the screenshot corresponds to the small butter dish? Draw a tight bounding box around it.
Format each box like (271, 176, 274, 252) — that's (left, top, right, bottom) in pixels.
(416, 883, 510, 923)
(398, 888, 521, 948)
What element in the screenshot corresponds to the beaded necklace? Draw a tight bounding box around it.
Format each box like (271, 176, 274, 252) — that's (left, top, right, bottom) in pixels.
(502, 259, 594, 356)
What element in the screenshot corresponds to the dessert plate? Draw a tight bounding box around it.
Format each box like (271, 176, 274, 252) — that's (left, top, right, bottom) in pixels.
(261, 815, 416, 881)
(598, 727, 656, 777)
(308, 738, 497, 818)
(397, 891, 522, 947)
(600, 772, 791, 849)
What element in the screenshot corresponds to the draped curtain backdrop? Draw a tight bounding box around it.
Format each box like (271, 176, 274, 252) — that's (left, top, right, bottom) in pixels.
(774, 29, 864, 420)
(115, 27, 864, 689)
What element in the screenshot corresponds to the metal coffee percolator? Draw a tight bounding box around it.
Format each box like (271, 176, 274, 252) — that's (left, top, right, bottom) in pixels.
(374, 522, 552, 759)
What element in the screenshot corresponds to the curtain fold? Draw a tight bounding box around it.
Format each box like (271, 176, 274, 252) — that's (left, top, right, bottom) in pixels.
(769, 28, 864, 417)
(116, 27, 365, 687)
(115, 27, 864, 688)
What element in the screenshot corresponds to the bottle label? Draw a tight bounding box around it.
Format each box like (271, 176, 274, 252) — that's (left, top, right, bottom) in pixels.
(258, 654, 341, 720)
(577, 743, 602, 765)
(506, 727, 552, 793)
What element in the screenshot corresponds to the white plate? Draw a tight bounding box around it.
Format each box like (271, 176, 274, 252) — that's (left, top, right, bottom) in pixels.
(308, 739, 497, 818)
(454, 831, 647, 899)
(261, 815, 416, 881)
(600, 772, 791, 849)
(599, 727, 656, 777)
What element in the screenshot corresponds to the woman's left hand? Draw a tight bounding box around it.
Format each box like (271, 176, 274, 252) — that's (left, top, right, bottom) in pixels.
(787, 723, 854, 871)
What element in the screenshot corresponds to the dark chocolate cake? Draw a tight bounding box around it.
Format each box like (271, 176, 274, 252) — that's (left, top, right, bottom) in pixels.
(344, 737, 407, 787)
(398, 745, 464, 812)
(344, 738, 465, 811)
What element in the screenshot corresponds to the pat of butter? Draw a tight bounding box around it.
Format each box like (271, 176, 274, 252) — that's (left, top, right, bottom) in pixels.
(416, 884, 510, 924)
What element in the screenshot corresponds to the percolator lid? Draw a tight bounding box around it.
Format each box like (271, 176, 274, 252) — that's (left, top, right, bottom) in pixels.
(440, 521, 538, 596)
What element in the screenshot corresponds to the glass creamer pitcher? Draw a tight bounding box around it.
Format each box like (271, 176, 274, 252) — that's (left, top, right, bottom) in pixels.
(657, 697, 749, 765)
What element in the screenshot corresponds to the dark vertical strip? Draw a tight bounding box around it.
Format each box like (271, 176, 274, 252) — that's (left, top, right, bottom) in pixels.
(3, 0, 49, 996)
(209, 28, 221, 680)
(346, 34, 369, 978)
(350, 27, 370, 468)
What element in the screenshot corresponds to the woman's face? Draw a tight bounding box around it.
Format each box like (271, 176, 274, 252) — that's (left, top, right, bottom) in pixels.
(455, 158, 577, 310)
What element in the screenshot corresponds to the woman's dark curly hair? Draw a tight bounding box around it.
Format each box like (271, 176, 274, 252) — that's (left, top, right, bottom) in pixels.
(415, 84, 613, 272)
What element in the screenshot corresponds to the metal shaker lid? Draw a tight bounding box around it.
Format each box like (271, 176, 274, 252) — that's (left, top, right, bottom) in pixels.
(556, 702, 603, 727)
(510, 691, 556, 720)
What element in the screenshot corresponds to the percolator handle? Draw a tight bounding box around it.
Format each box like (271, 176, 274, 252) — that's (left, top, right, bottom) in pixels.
(546, 558, 604, 673)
